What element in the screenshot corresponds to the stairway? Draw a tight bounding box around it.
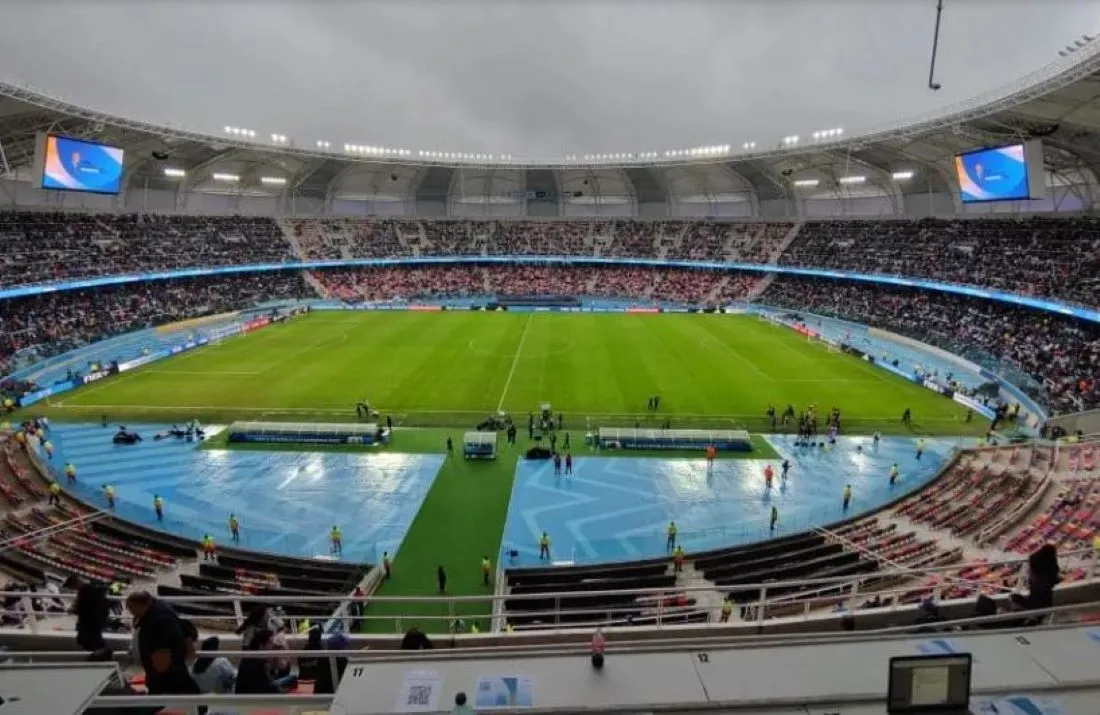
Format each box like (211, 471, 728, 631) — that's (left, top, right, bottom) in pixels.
(676, 563, 739, 623)
(303, 270, 330, 299)
(745, 274, 776, 302)
(275, 218, 304, 259)
(769, 220, 805, 264)
(703, 275, 731, 304)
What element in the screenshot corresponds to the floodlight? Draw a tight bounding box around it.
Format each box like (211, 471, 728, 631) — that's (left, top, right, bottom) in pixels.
(839, 175, 866, 184)
(793, 179, 819, 187)
(892, 170, 915, 181)
(212, 172, 239, 182)
(261, 176, 287, 186)
(163, 168, 186, 178)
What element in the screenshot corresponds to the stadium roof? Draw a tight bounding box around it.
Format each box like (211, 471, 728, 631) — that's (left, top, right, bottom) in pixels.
(4, 42, 1100, 210)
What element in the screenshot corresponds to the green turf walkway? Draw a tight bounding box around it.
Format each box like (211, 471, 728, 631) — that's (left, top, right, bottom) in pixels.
(201, 426, 776, 633)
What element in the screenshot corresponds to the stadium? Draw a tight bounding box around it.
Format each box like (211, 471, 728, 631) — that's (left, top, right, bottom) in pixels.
(1, 4, 1100, 714)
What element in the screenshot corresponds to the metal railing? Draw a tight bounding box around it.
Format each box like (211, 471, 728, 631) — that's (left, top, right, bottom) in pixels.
(1, 605, 1097, 715)
(0, 548, 1093, 635)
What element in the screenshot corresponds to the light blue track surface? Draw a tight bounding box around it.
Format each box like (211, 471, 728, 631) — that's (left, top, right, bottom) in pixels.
(45, 423, 444, 563)
(501, 435, 964, 566)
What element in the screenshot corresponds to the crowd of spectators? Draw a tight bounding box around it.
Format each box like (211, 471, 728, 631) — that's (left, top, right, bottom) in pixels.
(777, 217, 1100, 306)
(0, 273, 310, 378)
(3, 212, 1096, 310)
(288, 218, 405, 260)
(0, 211, 293, 287)
(761, 276, 1100, 412)
(309, 265, 763, 305)
(312, 267, 483, 301)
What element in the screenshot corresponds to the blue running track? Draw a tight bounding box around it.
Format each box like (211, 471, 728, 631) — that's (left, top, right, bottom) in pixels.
(45, 423, 444, 563)
(501, 435, 964, 566)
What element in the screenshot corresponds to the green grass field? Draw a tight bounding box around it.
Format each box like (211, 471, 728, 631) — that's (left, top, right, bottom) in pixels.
(43, 311, 979, 435)
(30, 311, 984, 631)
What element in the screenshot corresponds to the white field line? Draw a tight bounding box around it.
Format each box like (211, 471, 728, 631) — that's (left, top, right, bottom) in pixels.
(147, 370, 261, 376)
(44, 403, 967, 422)
(496, 313, 533, 411)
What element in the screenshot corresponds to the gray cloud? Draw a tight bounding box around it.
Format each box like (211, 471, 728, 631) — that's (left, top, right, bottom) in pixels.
(0, 0, 1097, 158)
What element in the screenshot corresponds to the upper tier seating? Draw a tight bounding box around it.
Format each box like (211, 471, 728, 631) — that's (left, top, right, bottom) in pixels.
(761, 275, 1100, 412)
(777, 217, 1100, 307)
(0, 211, 293, 287)
(0, 212, 1096, 306)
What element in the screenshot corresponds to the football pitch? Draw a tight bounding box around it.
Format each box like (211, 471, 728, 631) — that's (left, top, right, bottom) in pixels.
(33, 310, 984, 630)
(46, 310, 980, 435)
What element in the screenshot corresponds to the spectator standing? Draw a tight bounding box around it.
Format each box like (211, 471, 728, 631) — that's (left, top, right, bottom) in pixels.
(125, 591, 200, 697)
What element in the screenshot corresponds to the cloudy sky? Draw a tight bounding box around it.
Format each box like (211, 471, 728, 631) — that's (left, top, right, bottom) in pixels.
(0, 0, 1097, 158)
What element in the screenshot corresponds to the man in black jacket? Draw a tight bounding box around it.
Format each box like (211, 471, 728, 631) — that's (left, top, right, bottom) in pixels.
(125, 591, 199, 697)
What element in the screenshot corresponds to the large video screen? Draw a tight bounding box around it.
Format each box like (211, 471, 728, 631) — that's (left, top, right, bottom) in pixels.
(954, 143, 1029, 204)
(40, 134, 124, 194)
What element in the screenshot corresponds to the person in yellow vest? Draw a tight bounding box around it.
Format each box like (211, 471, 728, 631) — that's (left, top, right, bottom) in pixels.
(2, 397, 13, 413)
(916, 438, 926, 461)
(666, 521, 678, 552)
(48, 480, 61, 507)
(673, 545, 686, 573)
(43, 440, 54, 459)
(202, 534, 216, 561)
(14, 429, 25, 446)
(109, 581, 123, 613)
(470, 622, 480, 634)
(153, 495, 164, 521)
(297, 617, 312, 634)
(538, 532, 551, 560)
(103, 484, 115, 509)
(382, 551, 392, 580)
(720, 596, 733, 623)
(1093, 534, 1100, 558)
(1, 421, 10, 432)
(64, 461, 76, 484)
(481, 556, 492, 586)
(505, 623, 514, 634)
(330, 525, 342, 556)
(228, 513, 240, 543)
(842, 484, 852, 511)
(889, 464, 899, 486)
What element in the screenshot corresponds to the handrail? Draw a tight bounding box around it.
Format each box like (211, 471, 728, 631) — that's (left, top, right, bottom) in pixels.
(1, 603, 1094, 661)
(0, 548, 1092, 635)
(0, 547, 1085, 607)
(814, 525, 1014, 595)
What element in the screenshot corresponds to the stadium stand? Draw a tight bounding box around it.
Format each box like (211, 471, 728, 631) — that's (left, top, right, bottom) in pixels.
(777, 217, 1100, 306)
(308, 264, 764, 306)
(0, 212, 1096, 306)
(0, 272, 312, 380)
(504, 560, 708, 629)
(0, 211, 294, 286)
(760, 275, 1100, 412)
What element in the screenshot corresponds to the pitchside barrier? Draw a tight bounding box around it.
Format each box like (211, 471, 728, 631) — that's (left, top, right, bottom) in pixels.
(226, 420, 388, 446)
(597, 427, 752, 451)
